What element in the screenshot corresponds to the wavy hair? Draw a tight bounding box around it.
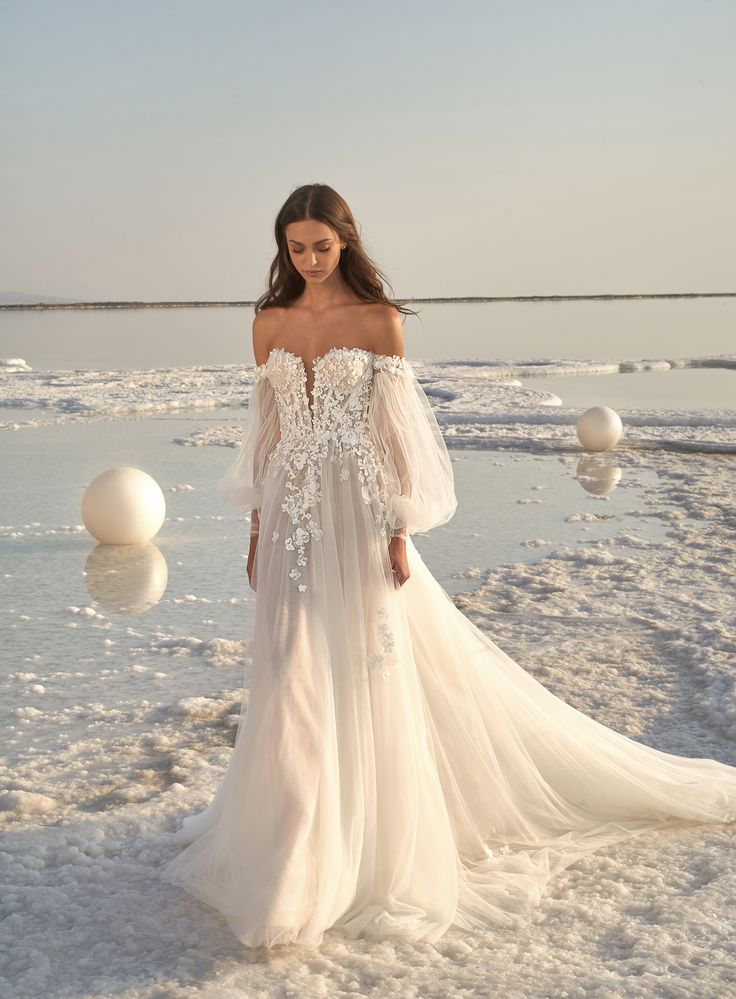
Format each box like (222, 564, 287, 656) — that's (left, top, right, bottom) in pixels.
(254, 183, 418, 318)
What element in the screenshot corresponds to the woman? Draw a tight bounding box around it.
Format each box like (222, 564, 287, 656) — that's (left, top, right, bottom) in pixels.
(162, 183, 736, 949)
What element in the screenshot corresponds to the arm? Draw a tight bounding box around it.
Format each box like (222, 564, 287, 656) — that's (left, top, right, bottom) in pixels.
(245, 310, 284, 592)
(372, 307, 409, 543)
(371, 307, 410, 584)
(249, 311, 275, 542)
(368, 306, 457, 554)
(216, 310, 280, 589)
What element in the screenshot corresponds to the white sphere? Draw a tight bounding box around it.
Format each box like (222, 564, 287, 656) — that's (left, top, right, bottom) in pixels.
(576, 406, 623, 452)
(82, 466, 166, 544)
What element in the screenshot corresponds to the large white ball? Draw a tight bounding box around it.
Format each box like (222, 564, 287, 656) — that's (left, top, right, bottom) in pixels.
(82, 466, 166, 544)
(576, 406, 623, 452)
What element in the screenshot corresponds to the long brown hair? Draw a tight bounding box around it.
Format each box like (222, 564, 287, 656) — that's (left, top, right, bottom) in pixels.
(254, 183, 418, 318)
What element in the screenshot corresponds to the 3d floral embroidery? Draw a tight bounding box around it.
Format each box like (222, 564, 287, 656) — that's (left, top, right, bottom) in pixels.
(366, 605, 399, 679)
(484, 843, 512, 859)
(259, 347, 406, 593)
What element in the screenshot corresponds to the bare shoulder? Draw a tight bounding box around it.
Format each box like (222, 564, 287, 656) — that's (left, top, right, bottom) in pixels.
(252, 307, 285, 365)
(368, 303, 405, 359)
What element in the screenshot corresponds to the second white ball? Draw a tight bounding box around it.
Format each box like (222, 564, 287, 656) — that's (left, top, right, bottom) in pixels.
(576, 406, 623, 452)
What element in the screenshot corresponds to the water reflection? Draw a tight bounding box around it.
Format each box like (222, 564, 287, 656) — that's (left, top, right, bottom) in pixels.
(575, 457, 623, 496)
(83, 543, 168, 612)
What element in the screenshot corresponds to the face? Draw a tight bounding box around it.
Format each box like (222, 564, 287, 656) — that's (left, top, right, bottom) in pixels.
(284, 219, 345, 282)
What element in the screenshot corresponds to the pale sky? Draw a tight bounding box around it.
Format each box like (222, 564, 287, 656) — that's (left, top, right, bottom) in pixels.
(1, 0, 734, 301)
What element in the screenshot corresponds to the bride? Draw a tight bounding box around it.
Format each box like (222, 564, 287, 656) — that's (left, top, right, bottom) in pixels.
(162, 183, 736, 949)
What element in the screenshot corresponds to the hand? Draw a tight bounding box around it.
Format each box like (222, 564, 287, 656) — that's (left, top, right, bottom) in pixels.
(389, 535, 410, 588)
(247, 534, 258, 591)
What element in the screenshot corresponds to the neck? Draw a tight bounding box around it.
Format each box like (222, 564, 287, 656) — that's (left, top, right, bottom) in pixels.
(299, 271, 352, 311)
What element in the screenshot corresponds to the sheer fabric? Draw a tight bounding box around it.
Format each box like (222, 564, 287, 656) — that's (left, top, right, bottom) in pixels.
(367, 356, 457, 538)
(216, 367, 281, 533)
(162, 345, 736, 949)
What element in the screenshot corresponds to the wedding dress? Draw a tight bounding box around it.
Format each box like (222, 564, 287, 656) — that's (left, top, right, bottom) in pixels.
(161, 344, 736, 948)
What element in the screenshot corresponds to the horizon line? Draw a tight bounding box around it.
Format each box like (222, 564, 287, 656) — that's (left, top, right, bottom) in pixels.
(2, 291, 736, 311)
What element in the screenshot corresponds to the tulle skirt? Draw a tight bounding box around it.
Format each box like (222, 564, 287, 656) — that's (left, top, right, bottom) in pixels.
(161, 452, 736, 948)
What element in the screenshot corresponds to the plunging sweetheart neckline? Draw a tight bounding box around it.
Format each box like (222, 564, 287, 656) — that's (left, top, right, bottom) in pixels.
(266, 345, 375, 419)
(259, 345, 402, 423)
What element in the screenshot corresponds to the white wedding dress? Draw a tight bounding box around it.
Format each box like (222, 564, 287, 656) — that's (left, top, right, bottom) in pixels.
(161, 345, 736, 948)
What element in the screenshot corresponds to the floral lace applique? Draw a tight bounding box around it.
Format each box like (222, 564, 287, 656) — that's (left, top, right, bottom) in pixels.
(366, 605, 398, 680)
(263, 347, 399, 593)
(372, 354, 407, 376)
(484, 843, 512, 859)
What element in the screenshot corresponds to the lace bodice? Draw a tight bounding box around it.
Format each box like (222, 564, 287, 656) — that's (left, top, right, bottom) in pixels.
(257, 345, 404, 437)
(256, 346, 407, 593)
(217, 343, 456, 603)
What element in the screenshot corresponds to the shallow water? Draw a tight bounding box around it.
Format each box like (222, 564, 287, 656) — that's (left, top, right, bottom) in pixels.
(525, 366, 736, 411)
(1, 400, 684, 795)
(2, 296, 735, 369)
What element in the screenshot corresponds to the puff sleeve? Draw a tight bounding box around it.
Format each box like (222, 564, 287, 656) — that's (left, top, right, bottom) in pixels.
(217, 364, 281, 530)
(368, 355, 457, 538)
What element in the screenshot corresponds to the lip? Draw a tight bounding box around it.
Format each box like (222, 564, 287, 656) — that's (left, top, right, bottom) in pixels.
(304, 270, 323, 276)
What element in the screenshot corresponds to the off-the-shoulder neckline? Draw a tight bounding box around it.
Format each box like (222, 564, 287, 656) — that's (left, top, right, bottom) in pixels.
(254, 345, 406, 371)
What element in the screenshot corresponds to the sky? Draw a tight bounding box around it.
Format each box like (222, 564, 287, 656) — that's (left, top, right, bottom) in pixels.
(1, 0, 735, 301)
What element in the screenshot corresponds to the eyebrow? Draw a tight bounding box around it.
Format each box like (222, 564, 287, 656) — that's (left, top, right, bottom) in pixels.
(287, 238, 333, 246)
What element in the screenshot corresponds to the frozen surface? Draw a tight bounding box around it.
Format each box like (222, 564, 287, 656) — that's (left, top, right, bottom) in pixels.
(1, 355, 735, 997)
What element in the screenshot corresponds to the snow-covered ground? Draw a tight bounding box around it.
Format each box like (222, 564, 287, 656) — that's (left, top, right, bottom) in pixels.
(1, 355, 735, 998)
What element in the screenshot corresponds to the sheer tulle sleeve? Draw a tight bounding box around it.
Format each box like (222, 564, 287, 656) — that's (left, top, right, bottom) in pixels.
(216, 365, 280, 531)
(368, 355, 457, 538)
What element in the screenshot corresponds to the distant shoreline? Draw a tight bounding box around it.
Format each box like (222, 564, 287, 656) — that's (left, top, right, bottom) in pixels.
(1, 292, 735, 311)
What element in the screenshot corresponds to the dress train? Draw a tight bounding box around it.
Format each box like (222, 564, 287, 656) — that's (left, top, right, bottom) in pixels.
(161, 345, 736, 947)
